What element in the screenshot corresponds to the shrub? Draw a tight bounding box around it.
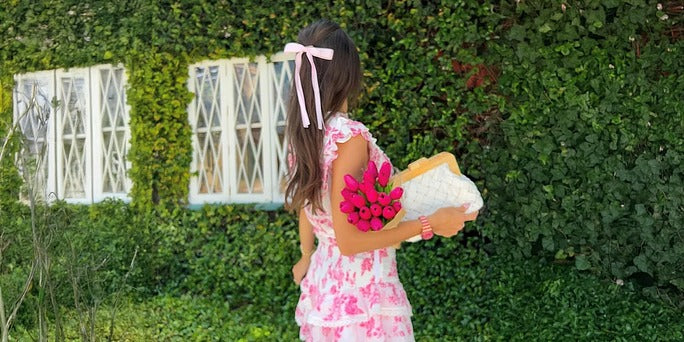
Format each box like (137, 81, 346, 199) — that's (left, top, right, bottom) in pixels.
(474, 0, 684, 294)
(0, 0, 681, 307)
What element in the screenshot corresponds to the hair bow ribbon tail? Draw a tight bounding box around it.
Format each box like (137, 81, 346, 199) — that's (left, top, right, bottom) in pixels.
(284, 43, 334, 130)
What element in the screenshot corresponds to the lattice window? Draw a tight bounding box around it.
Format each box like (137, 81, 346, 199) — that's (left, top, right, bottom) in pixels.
(93, 65, 132, 200)
(189, 65, 226, 203)
(12, 65, 131, 204)
(56, 69, 91, 201)
(188, 54, 294, 204)
(231, 61, 265, 197)
(13, 72, 56, 201)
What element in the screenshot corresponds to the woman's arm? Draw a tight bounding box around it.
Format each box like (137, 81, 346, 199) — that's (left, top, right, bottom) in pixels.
(331, 135, 477, 256)
(292, 208, 315, 285)
(298, 209, 315, 256)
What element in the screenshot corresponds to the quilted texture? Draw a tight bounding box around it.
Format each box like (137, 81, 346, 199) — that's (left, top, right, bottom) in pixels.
(397, 159, 483, 242)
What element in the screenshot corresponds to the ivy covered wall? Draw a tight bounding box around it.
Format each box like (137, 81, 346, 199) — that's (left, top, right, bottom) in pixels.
(0, 0, 682, 294)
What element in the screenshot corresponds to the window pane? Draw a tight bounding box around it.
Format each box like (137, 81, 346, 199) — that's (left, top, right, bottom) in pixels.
(99, 67, 129, 194)
(14, 78, 52, 201)
(192, 65, 224, 195)
(236, 127, 263, 194)
(59, 76, 88, 199)
(233, 62, 264, 194)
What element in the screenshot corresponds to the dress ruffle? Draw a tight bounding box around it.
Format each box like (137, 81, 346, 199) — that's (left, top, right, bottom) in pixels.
(295, 279, 412, 328)
(299, 315, 414, 342)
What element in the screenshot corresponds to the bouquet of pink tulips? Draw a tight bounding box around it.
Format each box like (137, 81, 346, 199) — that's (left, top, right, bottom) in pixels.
(340, 161, 404, 232)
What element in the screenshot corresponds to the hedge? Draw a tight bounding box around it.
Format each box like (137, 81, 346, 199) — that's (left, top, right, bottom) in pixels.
(4, 201, 684, 340)
(0, 0, 682, 313)
(474, 1, 684, 293)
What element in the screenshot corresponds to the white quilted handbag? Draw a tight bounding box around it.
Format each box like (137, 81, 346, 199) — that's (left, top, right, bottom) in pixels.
(385, 152, 484, 243)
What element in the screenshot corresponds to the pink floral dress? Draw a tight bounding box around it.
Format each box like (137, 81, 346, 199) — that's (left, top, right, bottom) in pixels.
(295, 113, 414, 341)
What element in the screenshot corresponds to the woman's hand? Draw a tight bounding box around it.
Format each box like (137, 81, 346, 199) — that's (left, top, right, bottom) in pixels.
(428, 205, 479, 238)
(292, 256, 312, 285)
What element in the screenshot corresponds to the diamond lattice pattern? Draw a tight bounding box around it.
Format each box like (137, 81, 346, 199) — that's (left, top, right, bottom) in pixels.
(16, 79, 51, 200)
(233, 63, 264, 194)
(99, 68, 129, 194)
(59, 76, 87, 199)
(193, 66, 223, 194)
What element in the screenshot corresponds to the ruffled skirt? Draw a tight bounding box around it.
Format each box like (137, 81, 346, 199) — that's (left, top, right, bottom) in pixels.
(299, 315, 414, 342)
(295, 246, 414, 341)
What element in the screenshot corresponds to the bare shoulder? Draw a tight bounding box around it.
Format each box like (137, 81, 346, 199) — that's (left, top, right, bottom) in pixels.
(332, 135, 368, 175)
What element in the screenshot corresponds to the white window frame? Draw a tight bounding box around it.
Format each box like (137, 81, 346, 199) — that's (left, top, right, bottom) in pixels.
(266, 53, 294, 204)
(188, 53, 294, 205)
(91, 64, 133, 202)
(12, 64, 132, 204)
(55, 67, 93, 203)
(13, 71, 57, 201)
(188, 62, 228, 204)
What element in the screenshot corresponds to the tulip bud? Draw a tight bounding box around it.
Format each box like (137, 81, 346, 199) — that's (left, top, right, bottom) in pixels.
(357, 219, 371, 232)
(340, 201, 355, 214)
(344, 174, 359, 192)
(370, 217, 384, 231)
(365, 161, 378, 180)
(370, 204, 383, 217)
(392, 201, 402, 212)
(378, 193, 391, 206)
(359, 206, 372, 220)
(358, 181, 373, 195)
(363, 172, 375, 185)
(365, 188, 379, 203)
(389, 187, 403, 200)
(378, 162, 392, 187)
(351, 194, 366, 208)
(341, 188, 355, 201)
(347, 212, 360, 225)
(382, 206, 396, 220)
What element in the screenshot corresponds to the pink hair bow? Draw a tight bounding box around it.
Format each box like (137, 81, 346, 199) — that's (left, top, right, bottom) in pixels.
(284, 42, 334, 130)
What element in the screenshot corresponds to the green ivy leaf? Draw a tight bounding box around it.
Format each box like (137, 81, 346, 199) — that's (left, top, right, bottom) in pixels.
(555, 249, 567, 260)
(633, 255, 651, 275)
(538, 23, 552, 33)
(508, 25, 526, 41)
(575, 255, 590, 270)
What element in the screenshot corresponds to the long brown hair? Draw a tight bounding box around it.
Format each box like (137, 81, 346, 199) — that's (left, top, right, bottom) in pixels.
(284, 20, 362, 213)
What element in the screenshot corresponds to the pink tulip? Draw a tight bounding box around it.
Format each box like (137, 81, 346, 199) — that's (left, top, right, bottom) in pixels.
(378, 162, 392, 187)
(370, 217, 384, 231)
(359, 206, 372, 220)
(340, 201, 355, 214)
(351, 194, 366, 208)
(344, 174, 359, 192)
(365, 161, 378, 180)
(365, 188, 378, 203)
(382, 206, 396, 220)
(357, 219, 371, 232)
(347, 212, 360, 225)
(389, 187, 403, 200)
(358, 181, 373, 195)
(370, 204, 383, 217)
(392, 201, 402, 212)
(341, 188, 355, 201)
(363, 172, 375, 185)
(378, 193, 391, 206)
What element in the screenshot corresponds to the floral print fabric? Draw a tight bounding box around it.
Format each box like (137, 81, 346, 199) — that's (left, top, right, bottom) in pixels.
(295, 114, 414, 341)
